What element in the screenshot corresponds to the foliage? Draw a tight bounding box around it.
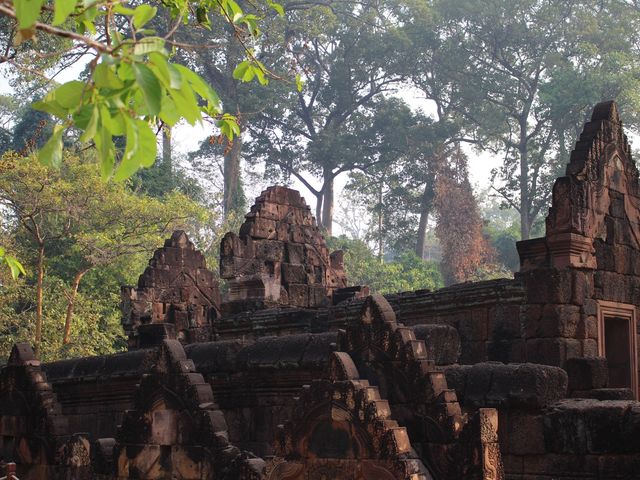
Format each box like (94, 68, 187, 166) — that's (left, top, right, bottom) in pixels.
(245, 1, 408, 233)
(0, 275, 126, 363)
(327, 236, 443, 294)
(415, 0, 640, 239)
(0, 149, 210, 354)
(433, 148, 494, 285)
(1, 0, 284, 179)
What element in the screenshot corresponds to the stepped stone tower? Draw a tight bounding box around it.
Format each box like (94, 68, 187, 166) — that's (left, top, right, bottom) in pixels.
(220, 186, 348, 312)
(121, 230, 220, 346)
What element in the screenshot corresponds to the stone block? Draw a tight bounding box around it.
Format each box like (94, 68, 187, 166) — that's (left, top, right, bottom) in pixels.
(282, 263, 307, 285)
(459, 340, 488, 364)
(412, 324, 461, 365)
(459, 313, 488, 342)
(248, 218, 277, 239)
(523, 268, 572, 304)
(526, 337, 580, 367)
(488, 339, 525, 363)
(582, 339, 598, 357)
(565, 357, 608, 391)
(308, 285, 328, 307)
(288, 283, 309, 307)
(538, 304, 581, 338)
(502, 412, 546, 455)
(572, 388, 633, 400)
(285, 243, 304, 264)
(571, 270, 593, 305)
(522, 304, 542, 339)
(254, 240, 285, 262)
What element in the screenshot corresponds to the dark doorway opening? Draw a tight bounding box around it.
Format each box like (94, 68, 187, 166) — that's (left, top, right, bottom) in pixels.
(604, 316, 632, 389)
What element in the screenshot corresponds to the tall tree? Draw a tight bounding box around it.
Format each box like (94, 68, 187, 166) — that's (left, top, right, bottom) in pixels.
(246, 0, 407, 234)
(0, 152, 208, 350)
(425, 0, 640, 239)
(433, 146, 492, 285)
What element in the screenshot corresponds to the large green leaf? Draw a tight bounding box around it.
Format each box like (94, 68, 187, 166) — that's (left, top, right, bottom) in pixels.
(5, 255, 26, 279)
(133, 63, 162, 115)
(136, 120, 157, 167)
(14, 0, 45, 29)
(175, 64, 221, 111)
(54, 81, 86, 109)
(94, 122, 115, 179)
(94, 63, 124, 89)
(39, 124, 65, 168)
(53, 0, 77, 25)
(132, 5, 157, 29)
(133, 37, 166, 56)
(113, 117, 139, 181)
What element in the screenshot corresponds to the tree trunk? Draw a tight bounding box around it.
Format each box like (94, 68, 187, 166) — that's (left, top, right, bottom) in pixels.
(416, 181, 435, 259)
(162, 127, 172, 173)
(223, 136, 243, 216)
(315, 191, 323, 228)
(34, 242, 44, 357)
(519, 121, 531, 240)
(321, 168, 334, 236)
(63, 268, 89, 344)
(377, 182, 384, 263)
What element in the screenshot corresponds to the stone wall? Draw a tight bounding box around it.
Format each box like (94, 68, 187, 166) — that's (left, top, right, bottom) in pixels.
(214, 278, 525, 365)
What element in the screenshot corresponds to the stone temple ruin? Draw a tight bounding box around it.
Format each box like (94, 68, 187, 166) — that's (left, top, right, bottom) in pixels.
(2, 101, 640, 479)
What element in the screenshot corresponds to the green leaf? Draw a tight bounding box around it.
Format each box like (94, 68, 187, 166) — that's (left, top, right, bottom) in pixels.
(196, 6, 210, 28)
(117, 62, 136, 81)
(53, 0, 77, 25)
(112, 118, 156, 180)
(73, 104, 94, 129)
(167, 86, 200, 125)
(79, 106, 99, 143)
(113, 4, 135, 15)
(5, 255, 26, 279)
(14, 0, 45, 29)
(296, 74, 304, 92)
(217, 114, 240, 140)
(159, 95, 180, 126)
(133, 63, 162, 115)
(94, 63, 124, 89)
(39, 124, 65, 168)
(149, 53, 182, 89)
(133, 4, 157, 29)
(32, 99, 68, 119)
(94, 125, 115, 179)
(135, 120, 157, 167)
(174, 64, 221, 110)
(133, 37, 166, 56)
(113, 117, 139, 181)
(269, 1, 285, 16)
(54, 80, 86, 109)
(100, 106, 125, 136)
(233, 61, 249, 80)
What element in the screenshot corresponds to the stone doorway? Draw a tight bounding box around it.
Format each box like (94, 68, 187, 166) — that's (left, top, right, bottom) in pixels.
(597, 301, 638, 398)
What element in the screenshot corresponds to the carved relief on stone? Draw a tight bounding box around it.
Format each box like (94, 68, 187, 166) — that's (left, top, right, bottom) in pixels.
(266, 351, 432, 480)
(540, 101, 640, 269)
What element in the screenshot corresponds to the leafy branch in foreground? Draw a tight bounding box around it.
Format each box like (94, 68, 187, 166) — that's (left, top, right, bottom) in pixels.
(1, 0, 283, 179)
